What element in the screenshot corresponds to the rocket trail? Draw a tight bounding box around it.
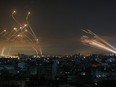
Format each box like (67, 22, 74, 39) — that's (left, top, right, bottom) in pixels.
(81, 36, 116, 54)
(7, 28, 20, 41)
(81, 29, 116, 54)
(0, 30, 6, 35)
(12, 11, 22, 27)
(26, 11, 43, 55)
(32, 47, 39, 55)
(26, 12, 38, 41)
(1, 47, 5, 56)
(0, 10, 43, 56)
(82, 29, 116, 51)
(87, 29, 116, 51)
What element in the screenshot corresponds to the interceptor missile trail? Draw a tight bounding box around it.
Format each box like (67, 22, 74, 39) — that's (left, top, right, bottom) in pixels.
(20, 34, 40, 55)
(7, 28, 20, 41)
(24, 28, 36, 39)
(0, 30, 6, 35)
(8, 27, 17, 37)
(3, 32, 9, 37)
(26, 11, 43, 56)
(0, 10, 43, 56)
(26, 12, 38, 41)
(38, 47, 43, 56)
(81, 29, 90, 34)
(3, 10, 43, 56)
(81, 29, 94, 35)
(82, 29, 116, 51)
(32, 47, 39, 55)
(11, 30, 41, 55)
(8, 24, 28, 41)
(1, 47, 5, 56)
(12, 10, 22, 27)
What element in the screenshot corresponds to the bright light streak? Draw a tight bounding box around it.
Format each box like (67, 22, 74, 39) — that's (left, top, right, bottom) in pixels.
(3, 30, 6, 32)
(0, 30, 6, 35)
(88, 29, 116, 51)
(13, 27, 17, 31)
(12, 10, 22, 27)
(32, 47, 39, 55)
(17, 34, 20, 37)
(91, 40, 116, 54)
(28, 12, 30, 15)
(25, 29, 28, 32)
(81, 34, 116, 54)
(7, 29, 19, 41)
(24, 24, 27, 27)
(1, 47, 5, 56)
(3, 32, 9, 36)
(26, 11, 38, 40)
(82, 29, 116, 51)
(20, 27, 22, 29)
(13, 10, 16, 13)
(26, 29, 36, 39)
(7, 46, 11, 56)
(1, 11, 43, 56)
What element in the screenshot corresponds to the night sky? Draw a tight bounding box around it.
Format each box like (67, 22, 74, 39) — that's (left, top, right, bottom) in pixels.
(0, 0, 116, 55)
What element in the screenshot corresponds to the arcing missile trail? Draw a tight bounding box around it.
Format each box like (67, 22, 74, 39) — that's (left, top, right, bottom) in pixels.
(0, 10, 43, 56)
(26, 12, 38, 40)
(26, 12, 43, 56)
(12, 11, 22, 27)
(1, 47, 5, 56)
(81, 35, 116, 54)
(82, 29, 116, 51)
(0, 30, 6, 35)
(81, 29, 116, 54)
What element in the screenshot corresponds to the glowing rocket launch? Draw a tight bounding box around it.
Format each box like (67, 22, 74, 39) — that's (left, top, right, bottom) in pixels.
(81, 29, 116, 54)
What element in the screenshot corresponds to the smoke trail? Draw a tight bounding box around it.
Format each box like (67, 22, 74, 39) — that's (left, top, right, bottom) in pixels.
(81, 35, 116, 54)
(87, 29, 116, 51)
(1, 47, 5, 56)
(26, 12, 38, 41)
(82, 29, 116, 51)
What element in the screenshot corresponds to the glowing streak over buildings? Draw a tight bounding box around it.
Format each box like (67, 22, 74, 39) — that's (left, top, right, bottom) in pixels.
(7, 28, 20, 41)
(7, 46, 11, 56)
(26, 12, 38, 40)
(8, 27, 17, 37)
(32, 47, 39, 55)
(12, 10, 22, 27)
(26, 11, 43, 55)
(81, 30, 116, 54)
(82, 29, 116, 51)
(0, 30, 6, 35)
(1, 47, 5, 56)
(1, 10, 43, 56)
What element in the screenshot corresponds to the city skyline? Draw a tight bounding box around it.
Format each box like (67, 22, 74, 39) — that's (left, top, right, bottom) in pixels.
(0, 0, 116, 55)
